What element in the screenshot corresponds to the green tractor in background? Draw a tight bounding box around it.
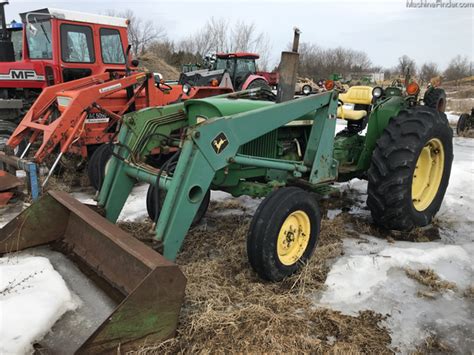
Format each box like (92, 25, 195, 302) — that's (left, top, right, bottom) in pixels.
(93, 76, 452, 281)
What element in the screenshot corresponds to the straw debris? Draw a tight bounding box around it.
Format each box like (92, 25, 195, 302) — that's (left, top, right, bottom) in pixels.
(121, 199, 392, 354)
(405, 268, 457, 292)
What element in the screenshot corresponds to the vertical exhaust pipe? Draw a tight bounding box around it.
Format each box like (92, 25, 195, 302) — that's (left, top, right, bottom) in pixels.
(0, 0, 15, 62)
(276, 27, 301, 103)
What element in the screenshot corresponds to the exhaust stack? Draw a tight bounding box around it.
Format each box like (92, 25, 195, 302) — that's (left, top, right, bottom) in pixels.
(0, 0, 14, 62)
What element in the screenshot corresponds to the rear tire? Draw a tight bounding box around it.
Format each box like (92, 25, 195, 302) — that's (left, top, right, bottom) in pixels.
(0, 120, 25, 156)
(87, 144, 113, 190)
(367, 106, 453, 231)
(146, 184, 210, 226)
(246, 79, 272, 92)
(424, 88, 446, 112)
(247, 187, 321, 281)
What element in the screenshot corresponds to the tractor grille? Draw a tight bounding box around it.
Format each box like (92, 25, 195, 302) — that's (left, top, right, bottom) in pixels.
(240, 129, 278, 159)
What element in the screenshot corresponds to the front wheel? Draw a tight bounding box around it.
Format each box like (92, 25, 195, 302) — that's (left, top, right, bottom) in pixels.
(367, 106, 453, 231)
(247, 187, 321, 281)
(456, 113, 472, 135)
(0, 120, 25, 156)
(87, 144, 113, 191)
(146, 184, 210, 226)
(302, 85, 312, 95)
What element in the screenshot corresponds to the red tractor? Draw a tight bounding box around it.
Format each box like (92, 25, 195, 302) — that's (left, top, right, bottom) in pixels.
(178, 52, 277, 92)
(0, 3, 139, 144)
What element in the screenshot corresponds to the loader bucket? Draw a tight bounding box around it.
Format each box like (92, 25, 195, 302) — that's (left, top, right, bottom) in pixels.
(0, 191, 186, 354)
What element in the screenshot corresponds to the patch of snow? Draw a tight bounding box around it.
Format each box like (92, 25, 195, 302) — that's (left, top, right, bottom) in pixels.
(317, 237, 473, 353)
(317, 137, 474, 352)
(0, 256, 77, 354)
(446, 111, 460, 125)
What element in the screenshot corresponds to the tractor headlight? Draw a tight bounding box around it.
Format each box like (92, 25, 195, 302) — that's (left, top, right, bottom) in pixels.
(182, 84, 191, 95)
(303, 85, 311, 95)
(57, 96, 72, 107)
(372, 87, 384, 98)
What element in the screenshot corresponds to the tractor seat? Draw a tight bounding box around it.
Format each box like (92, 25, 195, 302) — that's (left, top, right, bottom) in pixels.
(337, 106, 367, 120)
(337, 85, 373, 121)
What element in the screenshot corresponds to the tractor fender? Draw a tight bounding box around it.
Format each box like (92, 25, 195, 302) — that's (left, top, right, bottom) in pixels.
(356, 95, 406, 171)
(241, 74, 268, 90)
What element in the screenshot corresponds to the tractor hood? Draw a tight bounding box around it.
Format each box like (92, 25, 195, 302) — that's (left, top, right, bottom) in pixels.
(185, 97, 274, 125)
(0, 60, 47, 89)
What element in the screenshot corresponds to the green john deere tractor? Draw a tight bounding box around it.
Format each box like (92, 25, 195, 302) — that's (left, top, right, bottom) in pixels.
(92, 79, 452, 281)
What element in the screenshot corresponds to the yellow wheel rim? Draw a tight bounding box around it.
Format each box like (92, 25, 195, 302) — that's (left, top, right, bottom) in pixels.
(411, 138, 445, 211)
(276, 210, 311, 266)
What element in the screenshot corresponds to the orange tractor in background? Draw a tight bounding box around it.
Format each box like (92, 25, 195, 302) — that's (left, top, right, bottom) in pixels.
(0, 5, 230, 200)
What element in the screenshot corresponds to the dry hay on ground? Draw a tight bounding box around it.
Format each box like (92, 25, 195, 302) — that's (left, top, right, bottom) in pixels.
(340, 212, 440, 243)
(412, 335, 453, 354)
(139, 54, 180, 81)
(120, 200, 392, 354)
(405, 268, 457, 293)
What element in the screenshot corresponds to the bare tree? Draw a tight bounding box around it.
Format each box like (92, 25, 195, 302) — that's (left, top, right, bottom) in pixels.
(105, 9, 166, 56)
(175, 18, 272, 70)
(296, 43, 372, 80)
(419, 62, 440, 83)
(397, 55, 417, 76)
(444, 55, 470, 81)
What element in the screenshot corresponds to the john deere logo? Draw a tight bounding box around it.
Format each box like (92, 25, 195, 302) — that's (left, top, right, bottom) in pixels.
(212, 132, 229, 154)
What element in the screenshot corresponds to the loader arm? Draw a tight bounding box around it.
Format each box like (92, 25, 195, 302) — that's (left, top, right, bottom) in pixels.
(98, 90, 339, 260)
(7, 71, 167, 163)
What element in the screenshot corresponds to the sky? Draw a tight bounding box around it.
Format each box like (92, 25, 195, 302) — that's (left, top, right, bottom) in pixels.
(5, 0, 473, 70)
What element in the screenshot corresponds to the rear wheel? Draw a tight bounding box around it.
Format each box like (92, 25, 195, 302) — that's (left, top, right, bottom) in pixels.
(247, 187, 320, 281)
(246, 79, 272, 92)
(424, 88, 446, 112)
(87, 144, 113, 190)
(146, 184, 210, 226)
(367, 107, 453, 231)
(0, 120, 25, 156)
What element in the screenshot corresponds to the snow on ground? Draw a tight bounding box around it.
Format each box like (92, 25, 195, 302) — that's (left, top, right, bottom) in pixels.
(446, 111, 460, 125)
(0, 256, 77, 354)
(316, 136, 474, 353)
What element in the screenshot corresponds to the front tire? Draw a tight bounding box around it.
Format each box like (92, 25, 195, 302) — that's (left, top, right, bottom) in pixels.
(87, 144, 113, 190)
(456, 113, 472, 135)
(247, 187, 321, 281)
(367, 107, 453, 231)
(302, 85, 312, 95)
(146, 184, 210, 226)
(0, 120, 25, 156)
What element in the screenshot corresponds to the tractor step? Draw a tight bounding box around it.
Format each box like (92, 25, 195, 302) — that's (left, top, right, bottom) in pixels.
(0, 191, 186, 353)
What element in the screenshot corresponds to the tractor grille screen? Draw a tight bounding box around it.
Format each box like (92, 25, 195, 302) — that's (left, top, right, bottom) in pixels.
(240, 129, 278, 159)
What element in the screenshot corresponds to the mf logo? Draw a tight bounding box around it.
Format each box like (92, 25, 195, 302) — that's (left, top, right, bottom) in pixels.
(212, 132, 229, 154)
(0, 70, 45, 81)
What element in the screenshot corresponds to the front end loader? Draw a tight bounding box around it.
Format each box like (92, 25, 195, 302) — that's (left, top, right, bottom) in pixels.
(0, 191, 186, 353)
(0, 70, 231, 199)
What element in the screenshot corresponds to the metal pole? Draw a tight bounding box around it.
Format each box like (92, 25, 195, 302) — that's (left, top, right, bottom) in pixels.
(42, 152, 62, 187)
(20, 142, 31, 159)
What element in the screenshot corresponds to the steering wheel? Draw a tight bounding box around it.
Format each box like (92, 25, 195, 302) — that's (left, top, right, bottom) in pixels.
(157, 81, 173, 92)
